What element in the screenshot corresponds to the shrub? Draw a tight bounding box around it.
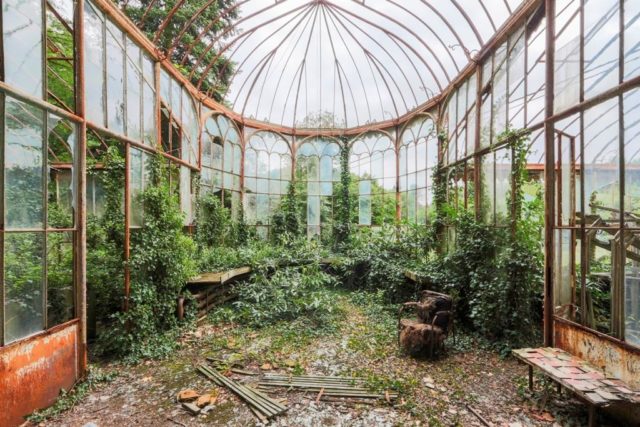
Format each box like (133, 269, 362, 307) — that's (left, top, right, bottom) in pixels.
(231, 262, 338, 327)
(98, 155, 196, 360)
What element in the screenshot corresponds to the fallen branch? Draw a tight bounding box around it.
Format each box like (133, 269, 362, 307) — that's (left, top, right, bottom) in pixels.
(466, 404, 491, 427)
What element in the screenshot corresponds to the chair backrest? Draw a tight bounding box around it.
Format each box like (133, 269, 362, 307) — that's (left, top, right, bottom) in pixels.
(432, 310, 452, 334)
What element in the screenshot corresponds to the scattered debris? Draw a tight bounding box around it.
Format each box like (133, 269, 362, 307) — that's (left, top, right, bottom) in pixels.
(260, 362, 273, 371)
(466, 403, 492, 426)
(181, 401, 201, 415)
(197, 364, 288, 420)
(166, 417, 187, 427)
(176, 389, 199, 402)
(258, 374, 398, 401)
(196, 393, 217, 408)
(230, 367, 258, 376)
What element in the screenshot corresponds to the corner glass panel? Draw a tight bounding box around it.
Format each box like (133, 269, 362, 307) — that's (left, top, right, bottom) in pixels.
(84, 2, 105, 126)
(3, 0, 44, 97)
(47, 231, 74, 327)
(5, 98, 45, 229)
(106, 22, 125, 134)
(4, 232, 45, 343)
(47, 114, 76, 228)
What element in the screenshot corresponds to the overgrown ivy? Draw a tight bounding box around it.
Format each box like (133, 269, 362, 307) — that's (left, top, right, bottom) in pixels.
(270, 180, 304, 245)
(332, 138, 352, 250)
(97, 154, 196, 361)
(425, 128, 543, 353)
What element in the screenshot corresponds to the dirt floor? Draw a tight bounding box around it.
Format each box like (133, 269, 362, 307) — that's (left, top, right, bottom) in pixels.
(39, 294, 617, 427)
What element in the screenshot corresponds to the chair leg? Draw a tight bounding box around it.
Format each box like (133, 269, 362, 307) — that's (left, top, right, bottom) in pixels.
(588, 405, 597, 427)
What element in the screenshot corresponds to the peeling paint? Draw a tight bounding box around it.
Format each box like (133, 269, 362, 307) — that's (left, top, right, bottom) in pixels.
(0, 322, 79, 427)
(555, 321, 640, 389)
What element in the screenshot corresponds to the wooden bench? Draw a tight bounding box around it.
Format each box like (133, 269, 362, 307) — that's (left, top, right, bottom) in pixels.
(513, 347, 640, 427)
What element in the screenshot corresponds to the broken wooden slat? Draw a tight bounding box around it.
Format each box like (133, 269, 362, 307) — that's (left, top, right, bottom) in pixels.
(197, 365, 287, 420)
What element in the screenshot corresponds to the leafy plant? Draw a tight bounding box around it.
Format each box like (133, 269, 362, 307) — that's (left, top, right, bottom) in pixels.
(98, 154, 196, 360)
(229, 261, 338, 327)
(333, 139, 352, 249)
(270, 180, 304, 245)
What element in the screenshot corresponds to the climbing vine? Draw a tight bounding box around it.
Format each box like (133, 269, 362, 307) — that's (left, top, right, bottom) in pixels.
(332, 137, 352, 249)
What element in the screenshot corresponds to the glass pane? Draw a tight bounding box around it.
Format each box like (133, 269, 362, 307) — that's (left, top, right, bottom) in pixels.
(47, 114, 76, 228)
(584, 0, 619, 98)
(129, 148, 144, 227)
(625, 232, 640, 346)
(307, 195, 320, 226)
(3, 0, 43, 97)
(180, 166, 192, 225)
(624, 0, 640, 80)
(492, 43, 508, 142)
(143, 82, 156, 146)
(106, 22, 125, 134)
(5, 98, 44, 229)
(126, 41, 143, 141)
(495, 148, 511, 224)
(47, 231, 74, 327)
(584, 99, 620, 224)
(46, 6, 75, 111)
(4, 232, 44, 342)
(84, 2, 105, 125)
(624, 89, 640, 224)
(481, 152, 495, 224)
(583, 231, 614, 335)
(359, 195, 371, 225)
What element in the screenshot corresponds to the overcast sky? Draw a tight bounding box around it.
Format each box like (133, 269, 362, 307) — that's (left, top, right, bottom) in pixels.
(220, 0, 523, 128)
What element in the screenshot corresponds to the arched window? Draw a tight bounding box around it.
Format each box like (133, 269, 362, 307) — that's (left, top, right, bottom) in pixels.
(350, 132, 396, 226)
(399, 115, 437, 223)
(244, 131, 292, 237)
(201, 114, 242, 216)
(296, 137, 341, 238)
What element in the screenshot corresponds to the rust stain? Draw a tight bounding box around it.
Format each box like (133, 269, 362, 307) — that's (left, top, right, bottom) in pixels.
(555, 321, 640, 390)
(0, 322, 79, 427)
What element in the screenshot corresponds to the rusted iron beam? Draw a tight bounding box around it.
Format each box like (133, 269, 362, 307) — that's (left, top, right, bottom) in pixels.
(543, 0, 556, 348)
(74, 0, 88, 379)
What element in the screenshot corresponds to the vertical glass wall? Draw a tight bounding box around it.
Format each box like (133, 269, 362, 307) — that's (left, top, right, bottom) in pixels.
(2, 96, 77, 344)
(550, 0, 640, 348)
(350, 132, 397, 227)
(399, 115, 438, 224)
(201, 114, 242, 216)
(296, 137, 341, 238)
(244, 131, 292, 238)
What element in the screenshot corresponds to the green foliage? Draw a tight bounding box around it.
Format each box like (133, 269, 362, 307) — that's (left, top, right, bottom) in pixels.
(225, 262, 338, 327)
(87, 146, 126, 332)
(46, 15, 74, 110)
(270, 181, 304, 245)
(115, 0, 237, 101)
(98, 155, 196, 360)
(425, 129, 544, 353)
(195, 192, 234, 248)
(333, 140, 352, 249)
(335, 225, 435, 303)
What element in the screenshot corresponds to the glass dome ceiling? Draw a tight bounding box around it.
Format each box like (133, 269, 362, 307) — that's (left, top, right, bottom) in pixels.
(128, 0, 526, 130)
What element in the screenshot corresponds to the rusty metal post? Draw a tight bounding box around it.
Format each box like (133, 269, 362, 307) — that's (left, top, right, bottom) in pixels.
(74, 0, 88, 377)
(395, 124, 401, 225)
(543, 0, 556, 347)
(124, 143, 131, 312)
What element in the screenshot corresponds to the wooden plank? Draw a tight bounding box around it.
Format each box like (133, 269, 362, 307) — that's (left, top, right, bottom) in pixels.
(512, 347, 640, 407)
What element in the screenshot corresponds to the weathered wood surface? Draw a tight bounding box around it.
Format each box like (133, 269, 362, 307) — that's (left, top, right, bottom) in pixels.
(188, 266, 252, 286)
(513, 347, 640, 407)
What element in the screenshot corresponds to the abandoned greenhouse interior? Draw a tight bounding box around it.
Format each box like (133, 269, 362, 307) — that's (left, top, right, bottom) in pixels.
(2, 0, 640, 425)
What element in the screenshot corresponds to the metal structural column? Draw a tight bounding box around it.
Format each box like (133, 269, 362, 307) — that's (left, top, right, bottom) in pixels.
(543, 0, 556, 347)
(74, 0, 88, 377)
